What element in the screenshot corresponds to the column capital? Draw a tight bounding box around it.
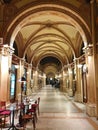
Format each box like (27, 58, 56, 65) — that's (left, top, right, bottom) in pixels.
(19, 58, 25, 65)
(73, 58, 79, 65)
(0, 44, 14, 56)
(28, 64, 32, 69)
(90, 0, 96, 4)
(83, 44, 93, 56)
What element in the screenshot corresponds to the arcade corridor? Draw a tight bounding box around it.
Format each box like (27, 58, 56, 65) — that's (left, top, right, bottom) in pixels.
(1, 1, 98, 128)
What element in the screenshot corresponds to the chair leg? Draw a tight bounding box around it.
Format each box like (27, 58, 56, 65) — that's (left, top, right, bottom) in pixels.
(3, 115, 6, 128)
(0, 118, 2, 130)
(32, 116, 36, 130)
(34, 112, 37, 123)
(38, 106, 40, 115)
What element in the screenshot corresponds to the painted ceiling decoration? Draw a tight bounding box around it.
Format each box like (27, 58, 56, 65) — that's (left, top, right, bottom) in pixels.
(0, 0, 97, 76)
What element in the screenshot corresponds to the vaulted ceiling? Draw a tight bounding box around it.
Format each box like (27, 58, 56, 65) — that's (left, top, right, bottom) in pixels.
(0, 0, 96, 76)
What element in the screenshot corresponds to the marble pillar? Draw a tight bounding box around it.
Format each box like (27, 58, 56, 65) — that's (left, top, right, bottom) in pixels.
(33, 69, 38, 92)
(26, 64, 32, 96)
(74, 59, 83, 102)
(85, 0, 97, 117)
(0, 45, 14, 101)
(68, 67, 73, 97)
(16, 58, 25, 102)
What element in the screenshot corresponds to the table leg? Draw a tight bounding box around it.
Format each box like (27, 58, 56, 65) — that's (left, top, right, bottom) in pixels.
(8, 110, 17, 130)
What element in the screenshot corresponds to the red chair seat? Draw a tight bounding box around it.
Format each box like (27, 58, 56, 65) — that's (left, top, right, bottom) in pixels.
(0, 108, 5, 113)
(0, 110, 11, 115)
(0, 110, 11, 127)
(28, 109, 35, 113)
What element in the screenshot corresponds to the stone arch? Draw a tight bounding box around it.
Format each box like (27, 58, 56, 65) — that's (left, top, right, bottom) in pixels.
(3, 2, 91, 52)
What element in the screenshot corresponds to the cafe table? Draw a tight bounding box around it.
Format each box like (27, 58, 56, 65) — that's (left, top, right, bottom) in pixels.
(23, 99, 35, 113)
(8, 104, 20, 130)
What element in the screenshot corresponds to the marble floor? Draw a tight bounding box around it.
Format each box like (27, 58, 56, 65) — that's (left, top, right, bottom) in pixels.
(3, 85, 98, 130)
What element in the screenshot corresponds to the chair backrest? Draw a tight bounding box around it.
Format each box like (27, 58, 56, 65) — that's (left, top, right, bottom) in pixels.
(15, 100, 18, 108)
(0, 101, 6, 109)
(31, 104, 37, 111)
(20, 103, 25, 109)
(35, 100, 37, 104)
(38, 97, 40, 105)
(10, 99, 15, 103)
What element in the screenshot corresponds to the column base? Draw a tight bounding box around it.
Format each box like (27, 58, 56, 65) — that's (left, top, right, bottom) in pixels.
(32, 86, 38, 92)
(68, 89, 73, 97)
(86, 103, 96, 116)
(74, 93, 83, 102)
(62, 87, 67, 92)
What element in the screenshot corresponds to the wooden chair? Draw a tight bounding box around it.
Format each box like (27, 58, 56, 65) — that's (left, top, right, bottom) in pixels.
(0, 115, 3, 129)
(34, 97, 40, 116)
(27, 97, 40, 122)
(37, 97, 40, 115)
(22, 114, 36, 130)
(0, 101, 11, 128)
(27, 103, 37, 122)
(0, 101, 6, 109)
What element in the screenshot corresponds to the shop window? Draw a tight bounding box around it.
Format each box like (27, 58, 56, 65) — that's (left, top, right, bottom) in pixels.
(10, 65, 17, 99)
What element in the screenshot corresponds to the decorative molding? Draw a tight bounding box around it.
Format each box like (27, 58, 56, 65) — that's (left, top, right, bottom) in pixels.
(83, 44, 93, 56)
(0, 44, 14, 56)
(0, 38, 3, 44)
(86, 103, 96, 116)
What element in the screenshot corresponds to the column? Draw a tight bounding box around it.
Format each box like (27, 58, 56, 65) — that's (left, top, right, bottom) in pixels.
(74, 59, 83, 102)
(26, 64, 32, 96)
(85, 0, 97, 117)
(16, 58, 25, 101)
(68, 66, 73, 97)
(91, 0, 98, 119)
(62, 70, 66, 92)
(62, 68, 67, 92)
(33, 69, 38, 92)
(43, 73, 46, 87)
(0, 44, 14, 101)
(59, 72, 63, 91)
(63, 67, 69, 92)
(84, 45, 96, 116)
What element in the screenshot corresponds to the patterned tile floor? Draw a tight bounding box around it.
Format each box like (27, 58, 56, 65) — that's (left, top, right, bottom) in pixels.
(3, 85, 98, 130)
